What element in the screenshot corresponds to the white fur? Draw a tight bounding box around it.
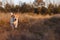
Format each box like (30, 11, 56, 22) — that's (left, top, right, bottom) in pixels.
(13, 16, 18, 28)
(10, 13, 19, 29)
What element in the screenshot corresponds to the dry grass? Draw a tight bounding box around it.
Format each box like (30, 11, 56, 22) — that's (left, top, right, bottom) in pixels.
(0, 12, 53, 28)
(0, 12, 60, 40)
(0, 12, 52, 23)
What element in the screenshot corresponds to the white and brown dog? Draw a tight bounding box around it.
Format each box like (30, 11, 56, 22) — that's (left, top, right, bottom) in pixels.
(10, 13, 19, 29)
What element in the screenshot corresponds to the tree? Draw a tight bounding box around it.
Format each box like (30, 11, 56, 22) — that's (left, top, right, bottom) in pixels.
(5, 4, 11, 12)
(48, 3, 55, 15)
(57, 5, 60, 13)
(40, 6, 48, 15)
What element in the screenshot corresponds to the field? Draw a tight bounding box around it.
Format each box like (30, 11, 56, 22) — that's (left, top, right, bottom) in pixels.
(0, 12, 60, 40)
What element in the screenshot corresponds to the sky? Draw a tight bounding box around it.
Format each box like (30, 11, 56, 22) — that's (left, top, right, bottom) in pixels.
(13, 0, 60, 4)
(13, 0, 34, 5)
(0, 0, 60, 5)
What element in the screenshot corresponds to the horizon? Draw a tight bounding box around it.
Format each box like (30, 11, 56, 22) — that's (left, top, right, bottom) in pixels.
(0, 0, 60, 4)
(0, 0, 60, 6)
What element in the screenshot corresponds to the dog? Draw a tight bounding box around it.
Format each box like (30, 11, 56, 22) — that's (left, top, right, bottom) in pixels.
(10, 13, 19, 30)
(13, 14, 19, 28)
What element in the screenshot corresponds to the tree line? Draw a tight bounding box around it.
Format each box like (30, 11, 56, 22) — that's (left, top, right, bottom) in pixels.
(0, 3, 60, 15)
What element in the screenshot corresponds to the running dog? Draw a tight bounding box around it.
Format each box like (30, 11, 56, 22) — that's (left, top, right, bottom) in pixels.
(10, 13, 19, 30)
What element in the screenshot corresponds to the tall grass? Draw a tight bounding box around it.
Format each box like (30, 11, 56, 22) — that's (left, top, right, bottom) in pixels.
(0, 13, 60, 40)
(0, 12, 52, 25)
